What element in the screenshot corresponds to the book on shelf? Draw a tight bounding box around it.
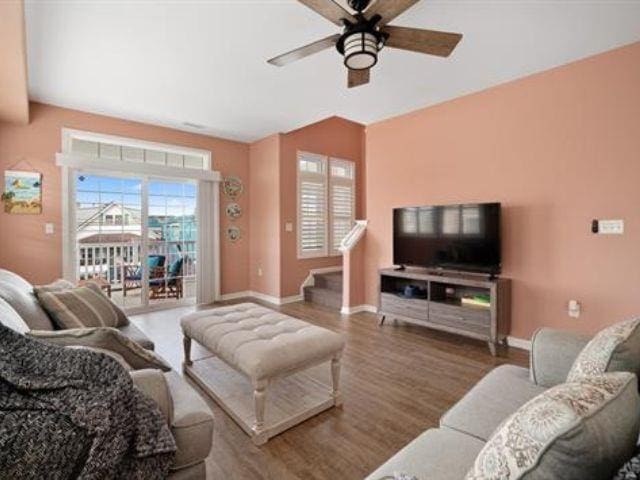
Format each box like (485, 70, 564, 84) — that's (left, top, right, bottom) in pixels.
(461, 295, 491, 308)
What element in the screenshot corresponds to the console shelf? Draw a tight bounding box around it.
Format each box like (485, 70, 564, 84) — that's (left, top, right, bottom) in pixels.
(378, 268, 511, 356)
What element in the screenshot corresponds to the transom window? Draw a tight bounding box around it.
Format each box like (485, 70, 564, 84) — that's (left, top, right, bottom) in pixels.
(297, 151, 356, 258)
(64, 129, 210, 172)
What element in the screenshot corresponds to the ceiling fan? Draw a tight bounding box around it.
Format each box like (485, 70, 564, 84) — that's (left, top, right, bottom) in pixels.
(267, 0, 463, 88)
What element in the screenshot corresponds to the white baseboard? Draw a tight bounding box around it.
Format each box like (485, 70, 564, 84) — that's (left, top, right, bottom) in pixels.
(340, 304, 378, 315)
(279, 294, 304, 304)
(219, 291, 252, 301)
(507, 336, 531, 351)
(246, 291, 283, 305)
(219, 290, 303, 306)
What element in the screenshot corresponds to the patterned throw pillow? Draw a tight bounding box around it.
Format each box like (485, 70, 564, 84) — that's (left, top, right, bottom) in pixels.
(466, 372, 640, 480)
(567, 318, 640, 382)
(37, 284, 129, 329)
(27, 327, 170, 372)
(33, 279, 75, 295)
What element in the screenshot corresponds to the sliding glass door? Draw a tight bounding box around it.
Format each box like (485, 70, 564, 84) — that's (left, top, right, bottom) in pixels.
(74, 172, 197, 311)
(147, 180, 197, 308)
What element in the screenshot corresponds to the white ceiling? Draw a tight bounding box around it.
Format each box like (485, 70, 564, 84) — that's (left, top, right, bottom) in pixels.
(25, 0, 640, 143)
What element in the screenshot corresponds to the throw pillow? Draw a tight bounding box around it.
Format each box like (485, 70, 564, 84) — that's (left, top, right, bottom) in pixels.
(27, 327, 171, 372)
(0, 297, 30, 334)
(466, 372, 640, 480)
(36, 283, 129, 329)
(567, 317, 640, 382)
(66, 345, 132, 370)
(33, 278, 75, 295)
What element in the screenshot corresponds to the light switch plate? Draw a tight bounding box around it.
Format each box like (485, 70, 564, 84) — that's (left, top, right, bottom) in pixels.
(568, 299, 581, 318)
(285, 222, 293, 232)
(598, 219, 624, 235)
(45, 223, 54, 235)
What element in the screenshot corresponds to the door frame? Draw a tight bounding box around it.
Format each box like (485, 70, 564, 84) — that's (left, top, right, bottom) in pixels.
(59, 128, 220, 313)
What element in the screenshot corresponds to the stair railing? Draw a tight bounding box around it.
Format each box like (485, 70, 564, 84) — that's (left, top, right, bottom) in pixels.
(339, 220, 368, 253)
(339, 220, 368, 314)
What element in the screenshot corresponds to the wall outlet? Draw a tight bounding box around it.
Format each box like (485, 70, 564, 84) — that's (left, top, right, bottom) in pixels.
(285, 222, 293, 232)
(596, 219, 624, 235)
(257, 267, 263, 277)
(45, 223, 54, 235)
(568, 299, 581, 318)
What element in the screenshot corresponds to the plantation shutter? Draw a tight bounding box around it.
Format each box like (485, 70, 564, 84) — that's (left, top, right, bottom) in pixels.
(297, 153, 356, 259)
(329, 159, 355, 254)
(298, 152, 328, 258)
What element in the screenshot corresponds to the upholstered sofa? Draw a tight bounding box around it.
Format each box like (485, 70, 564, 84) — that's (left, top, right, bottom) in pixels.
(0, 269, 214, 480)
(366, 328, 637, 479)
(0, 269, 155, 349)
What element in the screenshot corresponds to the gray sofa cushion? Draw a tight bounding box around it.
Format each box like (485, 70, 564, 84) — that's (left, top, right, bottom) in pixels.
(365, 428, 485, 480)
(466, 372, 639, 480)
(440, 365, 546, 441)
(165, 371, 214, 471)
(530, 328, 591, 387)
(130, 369, 174, 424)
(0, 273, 55, 331)
(567, 318, 640, 382)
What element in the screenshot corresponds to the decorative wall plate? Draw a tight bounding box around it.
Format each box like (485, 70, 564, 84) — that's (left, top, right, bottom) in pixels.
(227, 226, 241, 243)
(223, 176, 244, 199)
(225, 202, 242, 219)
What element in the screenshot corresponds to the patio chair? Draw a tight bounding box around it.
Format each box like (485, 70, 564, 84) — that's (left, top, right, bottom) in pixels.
(150, 256, 184, 300)
(123, 254, 166, 297)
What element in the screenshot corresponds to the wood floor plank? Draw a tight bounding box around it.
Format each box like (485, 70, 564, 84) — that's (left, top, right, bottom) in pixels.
(131, 299, 527, 480)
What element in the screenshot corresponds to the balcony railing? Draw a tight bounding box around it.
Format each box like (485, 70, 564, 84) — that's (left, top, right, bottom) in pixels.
(77, 240, 196, 291)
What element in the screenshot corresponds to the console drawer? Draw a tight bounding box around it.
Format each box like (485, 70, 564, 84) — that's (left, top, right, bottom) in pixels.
(428, 301, 491, 336)
(380, 293, 428, 320)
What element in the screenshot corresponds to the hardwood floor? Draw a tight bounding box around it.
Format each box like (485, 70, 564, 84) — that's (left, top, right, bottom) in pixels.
(131, 299, 528, 480)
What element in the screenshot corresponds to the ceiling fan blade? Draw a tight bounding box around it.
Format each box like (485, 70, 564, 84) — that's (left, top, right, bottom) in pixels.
(365, 0, 420, 26)
(383, 26, 463, 57)
(297, 0, 356, 26)
(348, 68, 370, 88)
(268, 34, 341, 67)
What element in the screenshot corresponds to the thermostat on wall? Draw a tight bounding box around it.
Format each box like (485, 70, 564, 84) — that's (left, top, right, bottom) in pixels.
(592, 219, 624, 235)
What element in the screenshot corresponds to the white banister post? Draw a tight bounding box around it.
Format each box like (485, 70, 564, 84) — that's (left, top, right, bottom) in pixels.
(339, 220, 368, 315)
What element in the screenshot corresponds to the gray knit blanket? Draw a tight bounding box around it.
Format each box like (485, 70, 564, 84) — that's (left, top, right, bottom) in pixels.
(0, 323, 176, 479)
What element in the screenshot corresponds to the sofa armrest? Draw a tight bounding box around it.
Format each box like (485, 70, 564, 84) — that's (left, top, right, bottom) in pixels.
(130, 369, 174, 425)
(530, 328, 591, 387)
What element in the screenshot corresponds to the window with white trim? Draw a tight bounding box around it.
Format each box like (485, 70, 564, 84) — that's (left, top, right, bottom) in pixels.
(66, 131, 210, 171)
(297, 152, 355, 258)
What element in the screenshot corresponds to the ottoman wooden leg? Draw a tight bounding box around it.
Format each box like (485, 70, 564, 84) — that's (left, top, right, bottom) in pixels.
(331, 355, 343, 407)
(252, 379, 268, 446)
(183, 336, 193, 368)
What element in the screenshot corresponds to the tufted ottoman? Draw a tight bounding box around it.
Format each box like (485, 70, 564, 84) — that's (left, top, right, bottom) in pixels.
(180, 303, 345, 445)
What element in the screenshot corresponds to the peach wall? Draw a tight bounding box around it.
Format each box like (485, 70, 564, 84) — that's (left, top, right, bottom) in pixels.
(279, 117, 366, 297)
(0, 0, 29, 124)
(364, 42, 640, 339)
(249, 134, 281, 297)
(0, 102, 250, 294)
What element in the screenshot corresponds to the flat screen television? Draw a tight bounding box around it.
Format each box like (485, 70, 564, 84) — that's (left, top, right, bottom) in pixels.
(393, 202, 501, 274)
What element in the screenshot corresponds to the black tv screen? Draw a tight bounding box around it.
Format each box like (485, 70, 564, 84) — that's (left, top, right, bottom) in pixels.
(393, 202, 501, 273)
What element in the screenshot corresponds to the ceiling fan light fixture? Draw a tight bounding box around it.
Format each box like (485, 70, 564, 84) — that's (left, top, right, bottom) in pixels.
(343, 31, 378, 70)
